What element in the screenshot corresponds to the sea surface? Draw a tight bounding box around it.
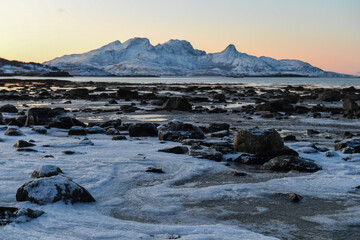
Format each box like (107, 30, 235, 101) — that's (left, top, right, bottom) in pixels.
(2, 76, 360, 87)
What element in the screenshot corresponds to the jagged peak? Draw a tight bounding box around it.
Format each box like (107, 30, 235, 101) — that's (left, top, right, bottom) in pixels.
(98, 40, 122, 51)
(122, 37, 152, 48)
(223, 44, 238, 53)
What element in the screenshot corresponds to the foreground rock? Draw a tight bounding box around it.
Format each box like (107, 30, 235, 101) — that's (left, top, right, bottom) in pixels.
(158, 120, 205, 141)
(128, 123, 158, 137)
(234, 129, 284, 153)
(16, 175, 95, 205)
(261, 155, 321, 172)
(0, 104, 18, 113)
(189, 144, 223, 161)
(0, 207, 44, 225)
(68, 126, 87, 135)
(162, 97, 192, 111)
(31, 165, 63, 178)
(158, 146, 188, 154)
(343, 99, 360, 118)
(334, 139, 360, 153)
(13, 140, 35, 148)
(5, 127, 23, 136)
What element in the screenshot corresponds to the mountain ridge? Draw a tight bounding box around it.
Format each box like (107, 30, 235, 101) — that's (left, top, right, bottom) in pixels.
(43, 37, 349, 77)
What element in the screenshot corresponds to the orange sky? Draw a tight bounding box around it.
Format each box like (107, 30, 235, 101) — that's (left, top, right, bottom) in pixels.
(0, 0, 359, 75)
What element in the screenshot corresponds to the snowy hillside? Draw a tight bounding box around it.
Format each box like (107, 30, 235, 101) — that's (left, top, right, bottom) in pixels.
(44, 38, 345, 77)
(0, 58, 70, 77)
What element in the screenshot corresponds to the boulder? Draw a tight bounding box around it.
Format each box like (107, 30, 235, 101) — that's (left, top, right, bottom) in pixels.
(16, 175, 95, 205)
(334, 139, 360, 153)
(0, 207, 44, 225)
(317, 89, 342, 102)
(162, 97, 192, 111)
(49, 116, 86, 129)
(67, 88, 89, 98)
(31, 165, 63, 178)
(261, 155, 321, 172)
(343, 98, 360, 118)
(116, 88, 139, 99)
(25, 108, 65, 126)
(14, 140, 35, 148)
(32, 126, 47, 134)
(0, 104, 18, 113)
(128, 123, 158, 137)
(255, 99, 294, 113)
(208, 123, 230, 133)
(158, 120, 205, 141)
(68, 126, 87, 135)
(5, 127, 24, 136)
(234, 129, 284, 154)
(100, 119, 122, 129)
(158, 146, 188, 154)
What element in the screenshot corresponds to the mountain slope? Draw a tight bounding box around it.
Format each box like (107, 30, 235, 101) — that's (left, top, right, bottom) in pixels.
(44, 38, 346, 77)
(0, 58, 70, 77)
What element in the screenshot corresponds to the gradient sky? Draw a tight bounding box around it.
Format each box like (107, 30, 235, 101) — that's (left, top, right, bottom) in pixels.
(0, 0, 359, 75)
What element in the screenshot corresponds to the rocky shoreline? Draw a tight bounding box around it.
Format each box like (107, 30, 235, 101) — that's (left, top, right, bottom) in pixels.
(1, 78, 360, 239)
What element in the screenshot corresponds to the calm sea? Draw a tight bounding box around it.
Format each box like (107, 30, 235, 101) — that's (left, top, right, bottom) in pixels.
(2, 76, 360, 87)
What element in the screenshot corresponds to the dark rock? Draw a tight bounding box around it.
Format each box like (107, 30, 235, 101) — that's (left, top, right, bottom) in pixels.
(86, 126, 105, 134)
(50, 116, 86, 129)
(189, 144, 223, 161)
(334, 139, 360, 153)
(68, 88, 89, 98)
(0, 112, 4, 124)
(14, 140, 35, 148)
(208, 123, 230, 133)
(145, 167, 165, 174)
(63, 150, 75, 155)
(112, 135, 127, 140)
(255, 99, 294, 113)
(317, 89, 342, 102)
(5, 127, 23, 136)
(277, 193, 303, 202)
(307, 129, 320, 135)
(229, 171, 247, 177)
(120, 105, 139, 113)
(17, 148, 38, 152)
(162, 97, 192, 111)
(128, 123, 158, 137)
(0, 104, 18, 113)
(116, 88, 139, 99)
(68, 126, 87, 135)
(108, 99, 118, 104)
(100, 119, 122, 128)
(234, 129, 284, 154)
(261, 155, 321, 172)
(312, 112, 322, 118)
(0, 207, 44, 225)
(158, 146, 188, 154)
(158, 120, 205, 141)
(343, 98, 360, 118)
(284, 135, 297, 142)
(295, 106, 310, 114)
(31, 165, 63, 178)
(32, 126, 47, 134)
(210, 130, 230, 138)
(106, 127, 119, 135)
(16, 175, 95, 204)
(25, 107, 69, 127)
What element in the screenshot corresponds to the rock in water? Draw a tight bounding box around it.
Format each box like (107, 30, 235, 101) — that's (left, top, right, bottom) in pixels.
(31, 165, 63, 178)
(234, 129, 284, 153)
(128, 123, 158, 137)
(0, 207, 44, 225)
(261, 155, 321, 172)
(158, 120, 205, 141)
(16, 175, 95, 204)
(162, 97, 192, 111)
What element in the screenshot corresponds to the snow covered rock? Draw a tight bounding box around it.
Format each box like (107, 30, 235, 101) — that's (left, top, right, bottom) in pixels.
(158, 120, 205, 141)
(0, 207, 44, 225)
(13, 140, 36, 148)
(162, 97, 192, 111)
(234, 129, 284, 153)
(16, 175, 95, 205)
(5, 127, 24, 136)
(0, 104, 18, 113)
(31, 165, 63, 178)
(79, 137, 94, 145)
(261, 155, 321, 172)
(128, 123, 158, 137)
(86, 126, 105, 134)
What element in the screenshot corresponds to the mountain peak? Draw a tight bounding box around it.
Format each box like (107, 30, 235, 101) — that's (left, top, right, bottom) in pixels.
(99, 40, 122, 51)
(224, 44, 238, 53)
(123, 37, 151, 48)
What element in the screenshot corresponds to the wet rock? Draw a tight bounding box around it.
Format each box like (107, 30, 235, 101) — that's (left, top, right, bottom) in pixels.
(255, 99, 294, 113)
(25, 107, 65, 126)
(277, 193, 303, 203)
(100, 119, 122, 129)
(334, 139, 360, 153)
(343, 98, 360, 118)
(16, 175, 95, 205)
(116, 88, 139, 99)
(13, 140, 35, 148)
(31, 165, 63, 178)
(189, 144, 223, 161)
(162, 97, 192, 111)
(68, 88, 89, 98)
(32, 126, 47, 134)
(86, 126, 105, 134)
(112, 135, 127, 140)
(5, 127, 24, 136)
(158, 146, 188, 154)
(0, 207, 44, 225)
(158, 120, 205, 141)
(234, 129, 284, 154)
(68, 126, 87, 135)
(0, 104, 18, 113)
(128, 123, 158, 137)
(261, 155, 321, 172)
(208, 123, 230, 133)
(317, 89, 342, 102)
(145, 167, 165, 174)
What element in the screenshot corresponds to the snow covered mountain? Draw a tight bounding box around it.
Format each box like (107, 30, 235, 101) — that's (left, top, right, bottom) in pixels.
(0, 58, 70, 77)
(44, 38, 345, 77)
